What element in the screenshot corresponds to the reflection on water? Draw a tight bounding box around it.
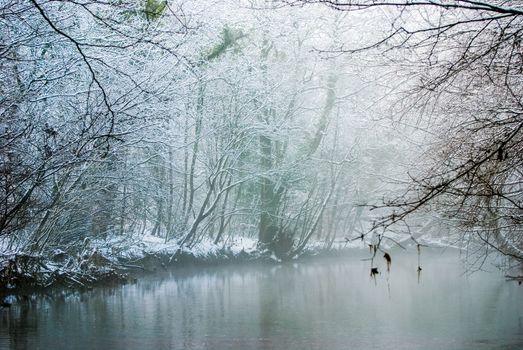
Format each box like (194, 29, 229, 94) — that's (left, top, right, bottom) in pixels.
(1, 249, 522, 349)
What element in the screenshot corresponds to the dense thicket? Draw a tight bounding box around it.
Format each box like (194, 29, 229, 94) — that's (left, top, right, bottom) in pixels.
(4, 0, 520, 269)
(1, 0, 406, 260)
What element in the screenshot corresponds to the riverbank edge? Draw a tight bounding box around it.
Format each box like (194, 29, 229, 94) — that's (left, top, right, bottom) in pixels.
(0, 244, 354, 304)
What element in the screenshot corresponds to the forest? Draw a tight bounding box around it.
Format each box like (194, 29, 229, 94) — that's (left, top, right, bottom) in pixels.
(1, 0, 522, 291)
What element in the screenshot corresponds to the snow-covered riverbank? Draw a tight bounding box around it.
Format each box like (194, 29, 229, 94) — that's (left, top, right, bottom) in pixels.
(0, 234, 343, 302)
(0, 231, 462, 305)
(0, 235, 257, 300)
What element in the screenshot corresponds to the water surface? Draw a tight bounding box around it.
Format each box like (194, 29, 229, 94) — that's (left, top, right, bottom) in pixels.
(1, 249, 522, 349)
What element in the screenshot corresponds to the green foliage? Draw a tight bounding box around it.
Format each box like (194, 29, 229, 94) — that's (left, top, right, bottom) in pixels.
(203, 26, 245, 62)
(144, 0, 167, 21)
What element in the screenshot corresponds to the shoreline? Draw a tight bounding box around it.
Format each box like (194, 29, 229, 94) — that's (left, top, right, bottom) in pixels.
(0, 240, 361, 304)
(0, 233, 482, 305)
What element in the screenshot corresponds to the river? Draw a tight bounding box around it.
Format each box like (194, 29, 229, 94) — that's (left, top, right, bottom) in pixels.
(1, 248, 522, 349)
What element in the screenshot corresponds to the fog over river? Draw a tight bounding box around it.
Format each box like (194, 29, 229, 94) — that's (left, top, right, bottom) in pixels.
(1, 249, 522, 350)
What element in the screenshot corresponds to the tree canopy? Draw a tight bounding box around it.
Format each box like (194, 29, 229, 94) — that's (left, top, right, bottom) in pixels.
(0, 0, 521, 267)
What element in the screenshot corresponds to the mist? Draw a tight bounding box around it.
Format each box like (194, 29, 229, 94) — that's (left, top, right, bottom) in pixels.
(1, 0, 523, 348)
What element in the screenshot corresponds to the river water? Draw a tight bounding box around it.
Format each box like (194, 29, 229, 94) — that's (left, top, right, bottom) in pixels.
(1, 248, 522, 349)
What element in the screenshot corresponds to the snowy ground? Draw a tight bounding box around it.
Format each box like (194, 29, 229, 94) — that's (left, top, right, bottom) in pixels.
(89, 234, 259, 263)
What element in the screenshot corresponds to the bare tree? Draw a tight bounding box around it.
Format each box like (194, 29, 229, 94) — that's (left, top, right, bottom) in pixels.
(0, 0, 190, 251)
(283, 0, 523, 262)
